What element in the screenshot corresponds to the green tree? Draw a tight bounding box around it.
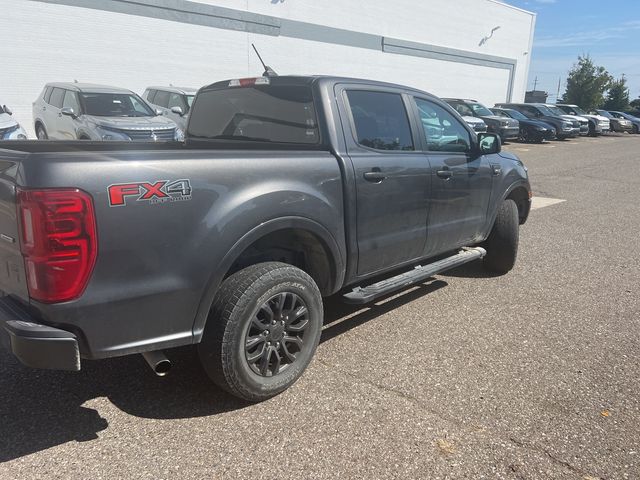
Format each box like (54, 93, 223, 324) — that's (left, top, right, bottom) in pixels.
(628, 97, 640, 111)
(562, 55, 612, 110)
(603, 75, 630, 111)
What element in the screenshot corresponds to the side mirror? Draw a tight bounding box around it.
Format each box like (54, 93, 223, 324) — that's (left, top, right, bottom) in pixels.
(155, 109, 164, 116)
(61, 107, 77, 118)
(170, 106, 184, 116)
(3, 105, 12, 115)
(477, 132, 501, 155)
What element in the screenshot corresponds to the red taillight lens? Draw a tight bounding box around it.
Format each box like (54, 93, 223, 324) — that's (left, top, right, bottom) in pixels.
(17, 188, 97, 303)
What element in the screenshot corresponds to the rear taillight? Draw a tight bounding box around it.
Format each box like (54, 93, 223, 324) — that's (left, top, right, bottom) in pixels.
(17, 188, 97, 303)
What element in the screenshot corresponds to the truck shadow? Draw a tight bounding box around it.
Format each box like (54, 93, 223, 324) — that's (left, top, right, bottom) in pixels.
(0, 278, 447, 463)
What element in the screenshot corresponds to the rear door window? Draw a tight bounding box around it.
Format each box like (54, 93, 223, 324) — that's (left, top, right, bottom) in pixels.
(49, 88, 65, 108)
(346, 90, 414, 151)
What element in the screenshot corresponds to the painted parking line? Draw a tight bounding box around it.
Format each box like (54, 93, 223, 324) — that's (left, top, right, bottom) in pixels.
(531, 196, 566, 210)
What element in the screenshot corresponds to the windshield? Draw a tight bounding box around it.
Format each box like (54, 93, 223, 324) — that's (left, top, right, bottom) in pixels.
(188, 84, 319, 144)
(504, 109, 527, 121)
(546, 105, 568, 117)
(597, 110, 613, 118)
(80, 92, 155, 117)
(470, 102, 494, 117)
(534, 105, 555, 116)
(570, 106, 587, 115)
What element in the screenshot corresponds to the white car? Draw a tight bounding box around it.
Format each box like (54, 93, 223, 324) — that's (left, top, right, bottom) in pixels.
(0, 104, 28, 140)
(142, 86, 197, 131)
(556, 104, 610, 135)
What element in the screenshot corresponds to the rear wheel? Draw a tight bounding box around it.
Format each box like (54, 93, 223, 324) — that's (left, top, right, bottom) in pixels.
(36, 124, 47, 140)
(483, 199, 519, 274)
(198, 262, 323, 402)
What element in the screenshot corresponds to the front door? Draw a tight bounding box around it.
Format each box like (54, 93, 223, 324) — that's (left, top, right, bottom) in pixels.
(410, 97, 493, 256)
(340, 87, 431, 276)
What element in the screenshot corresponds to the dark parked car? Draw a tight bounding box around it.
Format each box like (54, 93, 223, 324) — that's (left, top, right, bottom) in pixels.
(1, 75, 530, 402)
(495, 103, 578, 139)
(491, 107, 555, 143)
(607, 111, 640, 134)
(443, 98, 519, 141)
(590, 110, 633, 133)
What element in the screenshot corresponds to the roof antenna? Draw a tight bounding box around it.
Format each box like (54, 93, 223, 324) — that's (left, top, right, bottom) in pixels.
(252, 44, 278, 77)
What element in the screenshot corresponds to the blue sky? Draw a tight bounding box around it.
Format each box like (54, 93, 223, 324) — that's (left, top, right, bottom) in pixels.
(504, 0, 640, 102)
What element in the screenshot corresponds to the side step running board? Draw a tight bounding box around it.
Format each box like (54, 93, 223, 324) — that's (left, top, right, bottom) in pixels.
(342, 247, 486, 305)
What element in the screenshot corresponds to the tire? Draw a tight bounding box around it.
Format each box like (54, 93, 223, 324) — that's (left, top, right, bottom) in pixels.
(198, 262, 323, 402)
(634, 125, 639, 135)
(36, 124, 48, 140)
(483, 199, 519, 274)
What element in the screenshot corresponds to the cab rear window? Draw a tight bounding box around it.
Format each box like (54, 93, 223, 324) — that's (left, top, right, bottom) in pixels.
(188, 85, 319, 145)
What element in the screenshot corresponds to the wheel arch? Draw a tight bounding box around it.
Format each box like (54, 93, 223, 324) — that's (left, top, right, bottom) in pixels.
(192, 216, 345, 341)
(505, 184, 531, 225)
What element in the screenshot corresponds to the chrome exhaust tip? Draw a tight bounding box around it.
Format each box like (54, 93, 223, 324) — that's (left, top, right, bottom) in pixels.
(141, 350, 171, 376)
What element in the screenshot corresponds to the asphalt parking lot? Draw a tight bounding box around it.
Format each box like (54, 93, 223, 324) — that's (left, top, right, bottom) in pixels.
(1, 134, 639, 479)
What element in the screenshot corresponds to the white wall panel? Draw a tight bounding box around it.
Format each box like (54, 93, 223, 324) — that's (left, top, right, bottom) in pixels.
(0, 0, 533, 137)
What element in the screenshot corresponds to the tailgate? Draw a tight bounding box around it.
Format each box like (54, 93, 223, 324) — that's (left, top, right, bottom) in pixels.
(0, 149, 29, 301)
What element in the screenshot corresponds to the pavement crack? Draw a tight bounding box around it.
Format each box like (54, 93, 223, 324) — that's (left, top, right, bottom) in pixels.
(317, 358, 601, 478)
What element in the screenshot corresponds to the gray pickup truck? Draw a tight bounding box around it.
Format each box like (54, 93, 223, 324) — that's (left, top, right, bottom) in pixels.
(0, 75, 531, 401)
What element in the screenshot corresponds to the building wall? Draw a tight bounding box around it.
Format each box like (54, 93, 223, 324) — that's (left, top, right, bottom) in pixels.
(1, 0, 535, 137)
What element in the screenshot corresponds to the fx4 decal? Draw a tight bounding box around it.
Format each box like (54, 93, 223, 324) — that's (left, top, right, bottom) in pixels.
(108, 179, 192, 207)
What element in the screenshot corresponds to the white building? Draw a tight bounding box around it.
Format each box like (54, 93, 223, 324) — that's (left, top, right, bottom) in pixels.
(2, 0, 535, 137)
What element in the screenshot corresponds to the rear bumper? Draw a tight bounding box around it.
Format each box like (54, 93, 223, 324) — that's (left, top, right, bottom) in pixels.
(0, 296, 80, 371)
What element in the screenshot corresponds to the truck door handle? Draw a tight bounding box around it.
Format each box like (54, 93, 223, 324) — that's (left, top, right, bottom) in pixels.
(363, 170, 386, 182)
(436, 169, 453, 179)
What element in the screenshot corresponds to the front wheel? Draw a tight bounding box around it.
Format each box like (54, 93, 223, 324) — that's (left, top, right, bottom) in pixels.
(483, 199, 519, 274)
(198, 262, 323, 402)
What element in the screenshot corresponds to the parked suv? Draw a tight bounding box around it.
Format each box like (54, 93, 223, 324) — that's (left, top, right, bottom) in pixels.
(605, 111, 638, 134)
(443, 98, 519, 141)
(590, 110, 633, 133)
(556, 104, 609, 135)
(33, 83, 182, 141)
(495, 103, 578, 139)
(544, 104, 589, 135)
(0, 104, 28, 140)
(143, 86, 197, 131)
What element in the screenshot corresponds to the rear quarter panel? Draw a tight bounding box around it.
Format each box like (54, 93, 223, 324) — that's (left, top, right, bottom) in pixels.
(16, 148, 345, 358)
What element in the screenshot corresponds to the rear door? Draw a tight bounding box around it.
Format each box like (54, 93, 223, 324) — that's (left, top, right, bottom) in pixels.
(47, 87, 65, 139)
(337, 85, 431, 276)
(409, 96, 493, 256)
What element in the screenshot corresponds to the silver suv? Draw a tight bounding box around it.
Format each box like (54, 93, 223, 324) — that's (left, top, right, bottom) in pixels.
(142, 86, 197, 131)
(33, 83, 182, 141)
